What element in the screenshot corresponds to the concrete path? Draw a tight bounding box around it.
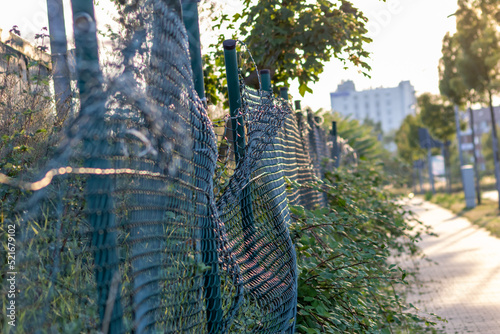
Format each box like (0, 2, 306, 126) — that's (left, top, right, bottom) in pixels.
(483, 190, 498, 202)
(403, 199, 500, 334)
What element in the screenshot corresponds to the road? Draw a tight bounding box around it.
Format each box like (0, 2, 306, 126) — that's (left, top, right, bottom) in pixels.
(402, 199, 500, 333)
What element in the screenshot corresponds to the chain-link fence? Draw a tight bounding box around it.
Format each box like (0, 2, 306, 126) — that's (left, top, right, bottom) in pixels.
(0, 1, 356, 333)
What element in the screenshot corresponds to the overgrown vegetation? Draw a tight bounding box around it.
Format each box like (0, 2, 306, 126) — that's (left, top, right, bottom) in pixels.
(0, 6, 444, 333)
(0, 29, 62, 212)
(291, 161, 442, 333)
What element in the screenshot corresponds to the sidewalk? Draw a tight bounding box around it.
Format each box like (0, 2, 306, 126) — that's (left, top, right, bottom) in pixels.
(482, 190, 498, 202)
(403, 199, 500, 334)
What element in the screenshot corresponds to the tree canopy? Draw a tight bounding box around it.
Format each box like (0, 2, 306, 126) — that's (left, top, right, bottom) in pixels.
(454, 0, 500, 104)
(395, 113, 425, 165)
(418, 93, 456, 143)
(439, 32, 468, 107)
(207, 0, 373, 102)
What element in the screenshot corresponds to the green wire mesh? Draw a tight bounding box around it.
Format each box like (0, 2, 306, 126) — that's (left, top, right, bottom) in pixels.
(0, 1, 357, 333)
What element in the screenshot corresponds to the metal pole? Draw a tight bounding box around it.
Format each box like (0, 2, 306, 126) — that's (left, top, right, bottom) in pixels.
(280, 87, 288, 100)
(182, 3, 222, 331)
(294, 100, 301, 111)
(223, 39, 257, 261)
(418, 163, 424, 194)
(412, 164, 417, 194)
(71, 1, 123, 332)
(223, 40, 245, 163)
(428, 147, 435, 194)
(181, 0, 206, 104)
(469, 107, 481, 204)
(47, 0, 72, 124)
(331, 121, 340, 168)
(260, 69, 271, 92)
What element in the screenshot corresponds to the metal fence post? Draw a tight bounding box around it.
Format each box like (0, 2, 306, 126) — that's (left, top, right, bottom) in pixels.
(181, 0, 206, 103)
(223, 40, 245, 163)
(294, 100, 301, 111)
(223, 39, 257, 258)
(427, 147, 435, 194)
(331, 121, 340, 168)
(260, 69, 271, 92)
(183, 3, 223, 332)
(71, 1, 123, 333)
(280, 87, 288, 100)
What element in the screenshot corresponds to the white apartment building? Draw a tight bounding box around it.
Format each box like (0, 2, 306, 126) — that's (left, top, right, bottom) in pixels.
(330, 80, 416, 133)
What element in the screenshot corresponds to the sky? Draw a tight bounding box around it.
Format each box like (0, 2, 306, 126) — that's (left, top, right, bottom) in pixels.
(0, 0, 458, 111)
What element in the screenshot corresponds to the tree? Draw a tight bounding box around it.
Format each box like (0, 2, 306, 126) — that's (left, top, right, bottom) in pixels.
(439, 31, 482, 202)
(439, 32, 468, 108)
(332, 112, 384, 160)
(209, 0, 372, 99)
(395, 113, 426, 166)
(455, 0, 500, 207)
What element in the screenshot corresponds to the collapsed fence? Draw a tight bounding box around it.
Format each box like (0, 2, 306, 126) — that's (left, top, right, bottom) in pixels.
(0, 0, 357, 333)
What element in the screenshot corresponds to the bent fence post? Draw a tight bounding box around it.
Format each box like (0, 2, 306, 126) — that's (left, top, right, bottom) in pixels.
(71, 0, 123, 332)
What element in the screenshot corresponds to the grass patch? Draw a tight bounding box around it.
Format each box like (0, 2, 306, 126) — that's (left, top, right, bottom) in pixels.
(427, 192, 500, 238)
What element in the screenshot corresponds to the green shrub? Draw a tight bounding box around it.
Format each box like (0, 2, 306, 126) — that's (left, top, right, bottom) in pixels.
(291, 161, 441, 333)
(424, 191, 433, 201)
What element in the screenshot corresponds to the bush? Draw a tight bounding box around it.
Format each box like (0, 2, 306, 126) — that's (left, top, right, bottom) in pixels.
(0, 32, 62, 212)
(424, 191, 433, 201)
(291, 161, 440, 333)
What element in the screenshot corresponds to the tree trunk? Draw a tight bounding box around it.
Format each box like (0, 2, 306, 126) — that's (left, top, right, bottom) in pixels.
(47, 0, 72, 124)
(427, 147, 435, 194)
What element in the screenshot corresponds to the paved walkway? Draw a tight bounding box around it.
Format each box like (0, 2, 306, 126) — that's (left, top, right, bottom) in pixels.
(483, 190, 498, 202)
(403, 199, 500, 334)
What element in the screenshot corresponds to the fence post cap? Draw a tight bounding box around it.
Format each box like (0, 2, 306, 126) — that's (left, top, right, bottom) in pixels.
(260, 69, 270, 74)
(223, 39, 237, 50)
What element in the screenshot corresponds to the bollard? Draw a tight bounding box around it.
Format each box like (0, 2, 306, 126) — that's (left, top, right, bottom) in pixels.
(462, 165, 476, 208)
